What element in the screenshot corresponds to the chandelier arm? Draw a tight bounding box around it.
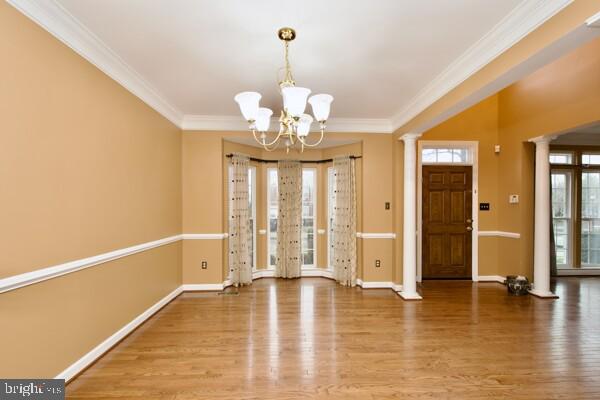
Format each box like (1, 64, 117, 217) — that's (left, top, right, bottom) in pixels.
(262, 139, 281, 152)
(296, 128, 325, 147)
(252, 129, 283, 148)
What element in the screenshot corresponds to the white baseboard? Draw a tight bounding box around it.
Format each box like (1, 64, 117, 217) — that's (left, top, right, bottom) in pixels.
(252, 269, 275, 279)
(478, 275, 506, 284)
(357, 279, 402, 291)
(55, 286, 182, 382)
(557, 268, 600, 276)
(181, 283, 224, 291)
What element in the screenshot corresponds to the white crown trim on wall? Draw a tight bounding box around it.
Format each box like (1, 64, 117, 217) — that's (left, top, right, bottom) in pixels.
(6, 0, 183, 127)
(181, 115, 393, 133)
(389, 0, 573, 132)
(8, 0, 573, 134)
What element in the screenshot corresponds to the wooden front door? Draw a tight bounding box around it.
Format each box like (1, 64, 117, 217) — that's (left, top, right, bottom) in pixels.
(422, 165, 472, 279)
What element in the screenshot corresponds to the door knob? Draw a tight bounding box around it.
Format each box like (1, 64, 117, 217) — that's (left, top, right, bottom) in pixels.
(466, 219, 472, 223)
(466, 226, 473, 231)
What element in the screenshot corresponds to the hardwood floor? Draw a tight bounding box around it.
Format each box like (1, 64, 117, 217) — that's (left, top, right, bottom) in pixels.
(67, 277, 600, 399)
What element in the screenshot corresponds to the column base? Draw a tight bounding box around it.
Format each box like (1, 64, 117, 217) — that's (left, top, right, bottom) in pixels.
(399, 291, 422, 300)
(528, 289, 559, 299)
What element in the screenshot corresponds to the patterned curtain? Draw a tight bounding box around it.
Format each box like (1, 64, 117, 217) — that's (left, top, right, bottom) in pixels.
(276, 160, 302, 278)
(228, 154, 252, 286)
(332, 156, 357, 286)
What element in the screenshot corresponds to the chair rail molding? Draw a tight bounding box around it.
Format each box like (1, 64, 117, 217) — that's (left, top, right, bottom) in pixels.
(478, 230, 521, 239)
(0, 233, 230, 294)
(356, 232, 397, 239)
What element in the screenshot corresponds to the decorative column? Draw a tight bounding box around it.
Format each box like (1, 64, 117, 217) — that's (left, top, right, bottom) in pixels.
(529, 135, 558, 298)
(399, 133, 422, 300)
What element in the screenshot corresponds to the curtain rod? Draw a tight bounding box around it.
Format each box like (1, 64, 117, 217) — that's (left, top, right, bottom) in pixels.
(225, 154, 362, 164)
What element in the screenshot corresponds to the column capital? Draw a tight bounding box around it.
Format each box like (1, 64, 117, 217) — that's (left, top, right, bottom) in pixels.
(399, 132, 422, 142)
(528, 134, 557, 145)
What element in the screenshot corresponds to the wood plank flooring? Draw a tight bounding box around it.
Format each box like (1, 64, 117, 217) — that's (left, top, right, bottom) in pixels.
(67, 277, 600, 399)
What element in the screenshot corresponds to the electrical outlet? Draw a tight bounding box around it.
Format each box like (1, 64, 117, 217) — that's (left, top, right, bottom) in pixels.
(201, 261, 208, 269)
(375, 259, 381, 268)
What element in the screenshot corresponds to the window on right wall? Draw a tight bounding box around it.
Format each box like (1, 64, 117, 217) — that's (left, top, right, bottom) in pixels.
(550, 148, 600, 270)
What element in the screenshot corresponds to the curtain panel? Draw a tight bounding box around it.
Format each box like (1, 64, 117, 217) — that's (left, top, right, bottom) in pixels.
(276, 160, 302, 278)
(228, 154, 252, 286)
(332, 156, 357, 286)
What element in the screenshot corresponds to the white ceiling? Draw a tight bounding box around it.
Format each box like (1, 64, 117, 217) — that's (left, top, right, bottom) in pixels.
(10, 0, 574, 131)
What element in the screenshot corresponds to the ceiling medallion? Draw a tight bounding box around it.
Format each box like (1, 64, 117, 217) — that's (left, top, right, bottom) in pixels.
(234, 28, 333, 153)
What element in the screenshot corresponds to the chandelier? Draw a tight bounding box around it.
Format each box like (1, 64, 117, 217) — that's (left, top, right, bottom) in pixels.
(234, 27, 334, 153)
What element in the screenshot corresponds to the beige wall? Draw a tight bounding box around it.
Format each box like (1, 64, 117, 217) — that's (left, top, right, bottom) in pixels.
(420, 95, 500, 276)
(496, 37, 600, 278)
(0, 3, 182, 378)
(407, 37, 600, 280)
(395, 0, 600, 135)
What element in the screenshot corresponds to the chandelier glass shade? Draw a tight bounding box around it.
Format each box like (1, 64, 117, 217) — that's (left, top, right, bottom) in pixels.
(234, 27, 333, 152)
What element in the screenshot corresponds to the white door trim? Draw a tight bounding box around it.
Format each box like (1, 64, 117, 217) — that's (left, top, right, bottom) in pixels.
(417, 140, 479, 281)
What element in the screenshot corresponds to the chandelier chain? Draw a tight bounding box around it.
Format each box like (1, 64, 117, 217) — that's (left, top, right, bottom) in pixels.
(283, 40, 294, 86)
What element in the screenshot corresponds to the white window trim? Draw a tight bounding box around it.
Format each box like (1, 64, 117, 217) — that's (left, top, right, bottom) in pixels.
(417, 140, 479, 282)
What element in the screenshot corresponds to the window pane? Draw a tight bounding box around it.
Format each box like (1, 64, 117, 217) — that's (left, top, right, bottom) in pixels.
(549, 152, 573, 164)
(551, 173, 569, 218)
(452, 149, 467, 163)
(301, 169, 316, 266)
(582, 154, 600, 165)
(582, 171, 600, 267)
(582, 172, 600, 219)
(437, 149, 453, 162)
(268, 169, 278, 267)
(553, 219, 569, 265)
(422, 149, 436, 163)
(551, 171, 572, 267)
(422, 147, 469, 164)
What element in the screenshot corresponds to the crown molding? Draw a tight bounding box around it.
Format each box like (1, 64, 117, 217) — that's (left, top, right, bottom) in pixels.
(587, 11, 600, 28)
(7, 0, 184, 127)
(181, 115, 392, 133)
(390, 0, 573, 132)
(9, 0, 574, 135)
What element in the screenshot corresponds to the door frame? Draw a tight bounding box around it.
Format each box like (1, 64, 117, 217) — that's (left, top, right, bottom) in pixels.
(417, 141, 479, 282)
